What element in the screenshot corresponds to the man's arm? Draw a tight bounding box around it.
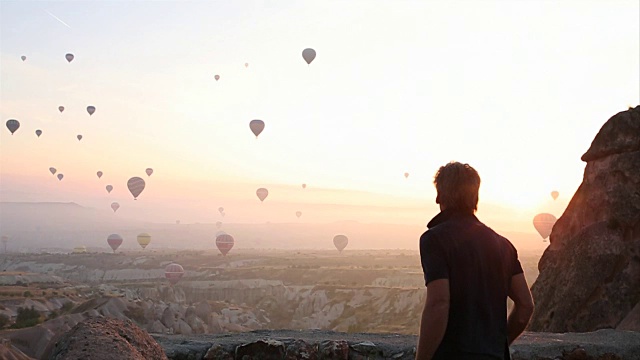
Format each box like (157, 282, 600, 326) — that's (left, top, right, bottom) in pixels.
(507, 273, 534, 345)
(416, 279, 449, 360)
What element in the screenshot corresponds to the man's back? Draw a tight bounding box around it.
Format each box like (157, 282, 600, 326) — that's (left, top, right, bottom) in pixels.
(420, 210, 522, 359)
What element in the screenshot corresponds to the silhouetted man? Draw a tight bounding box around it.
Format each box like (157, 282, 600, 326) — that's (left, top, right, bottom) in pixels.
(416, 162, 534, 360)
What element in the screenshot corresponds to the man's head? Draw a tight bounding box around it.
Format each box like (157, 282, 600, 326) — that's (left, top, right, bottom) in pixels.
(433, 161, 481, 213)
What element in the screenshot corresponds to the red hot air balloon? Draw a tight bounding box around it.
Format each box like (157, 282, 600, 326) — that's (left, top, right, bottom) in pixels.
(65, 53, 74, 63)
(256, 188, 268, 202)
(111, 202, 120, 212)
(107, 234, 123, 252)
(58, 106, 65, 113)
(249, 120, 265, 138)
(533, 213, 557, 240)
(165, 263, 184, 285)
(215, 234, 235, 256)
(333, 235, 348, 253)
(127, 177, 145, 200)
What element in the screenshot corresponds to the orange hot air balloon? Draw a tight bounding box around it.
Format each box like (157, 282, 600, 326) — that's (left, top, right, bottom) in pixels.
(256, 188, 268, 202)
(404, 172, 409, 179)
(215, 234, 235, 256)
(107, 234, 123, 252)
(551, 191, 559, 200)
(111, 202, 120, 212)
(127, 177, 145, 200)
(249, 120, 265, 138)
(333, 235, 348, 253)
(533, 213, 557, 240)
(165, 263, 184, 285)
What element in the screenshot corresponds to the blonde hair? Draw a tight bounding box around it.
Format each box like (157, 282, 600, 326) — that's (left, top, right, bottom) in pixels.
(434, 161, 481, 213)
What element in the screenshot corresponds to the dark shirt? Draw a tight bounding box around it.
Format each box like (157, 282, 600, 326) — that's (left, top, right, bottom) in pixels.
(419, 209, 523, 360)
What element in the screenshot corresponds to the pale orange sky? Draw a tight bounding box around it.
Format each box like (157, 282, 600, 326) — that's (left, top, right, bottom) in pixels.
(1, 1, 639, 241)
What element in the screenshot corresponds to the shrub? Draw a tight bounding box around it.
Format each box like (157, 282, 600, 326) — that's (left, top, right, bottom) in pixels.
(0, 314, 9, 329)
(61, 301, 74, 313)
(11, 306, 42, 329)
(23, 291, 32, 297)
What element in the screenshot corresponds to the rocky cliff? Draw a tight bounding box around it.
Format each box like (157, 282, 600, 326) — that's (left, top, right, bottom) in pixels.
(529, 106, 640, 332)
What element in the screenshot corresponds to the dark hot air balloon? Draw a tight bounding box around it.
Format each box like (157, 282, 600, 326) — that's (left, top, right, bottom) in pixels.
(35, 129, 42, 137)
(58, 106, 65, 113)
(97, 171, 103, 179)
(49, 167, 57, 175)
(145, 168, 153, 177)
(333, 235, 348, 253)
(107, 234, 123, 252)
(106, 185, 113, 193)
(216, 234, 235, 256)
(21, 56, 26, 61)
(165, 263, 184, 285)
(214, 75, 220, 81)
(57, 174, 64, 181)
(249, 120, 265, 138)
(77, 134, 83, 141)
(302, 48, 316, 64)
(6, 119, 20, 135)
(87, 106, 96, 115)
(65, 53, 74, 63)
(127, 177, 145, 200)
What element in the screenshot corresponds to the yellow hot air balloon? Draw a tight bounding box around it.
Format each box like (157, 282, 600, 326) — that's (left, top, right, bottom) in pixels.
(137, 233, 151, 249)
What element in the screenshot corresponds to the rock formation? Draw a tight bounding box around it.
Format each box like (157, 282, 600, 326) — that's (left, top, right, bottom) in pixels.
(48, 317, 167, 360)
(529, 106, 640, 332)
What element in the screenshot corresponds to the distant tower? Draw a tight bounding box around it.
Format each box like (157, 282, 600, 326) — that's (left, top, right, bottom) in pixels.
(1, 236, 8, 253)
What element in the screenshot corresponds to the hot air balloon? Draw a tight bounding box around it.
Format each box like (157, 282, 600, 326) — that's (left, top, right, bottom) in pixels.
(404, 172, 409, 179)
(65, 53, 74, 63)
(106, 185, 113, 193)
(137, 233, 151, 249)
(218, 207, 224, 215)
(97, 171, 103, 179)
(215, 234, 234, 256)
(35, 130, 42, 137)
(111, 202, 120, 212)
(57, 174, 64, 181)
(165, 263, 184, 285)
(216, 221, 222, 229)
(214, 75, 220, 81)
(244, 63, 249, 68)
(127, 177, 145, 200)
(533, 213, 557, 240)
(302, 184, 307, 189)
(107, 234, 123, 252)
(296, 211, 302, 218)
(77, 134, 83, 141)
(145, 168, 153, 177)
(49, 167, 57, 175)
(256, 188, 268, 202)
(249, 120, 265, 138)
(333, 235, 348, 253)
(21, 55, 26, 61)
(58, 106, 65, 113)
(6, 119, 20, 135)
(302, 48, 316, 64)
(87, 106, 96, 116)
(551, 191, 559, 200)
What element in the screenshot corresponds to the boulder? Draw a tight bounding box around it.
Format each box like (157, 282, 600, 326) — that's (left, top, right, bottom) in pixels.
(48, 317, 167, 360)
(235, 339, 285, 359)
(530, 106, 640, 332)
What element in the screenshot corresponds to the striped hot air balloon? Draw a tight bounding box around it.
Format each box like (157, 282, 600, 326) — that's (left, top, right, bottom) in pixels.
(127, 177, 145, 200)
(215, 234, 235, 256)
(165, 263, 184, 285)
(107, 234, 123, 252)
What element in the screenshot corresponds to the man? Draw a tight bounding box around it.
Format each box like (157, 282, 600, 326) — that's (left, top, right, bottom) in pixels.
(416, 162, 534, 360)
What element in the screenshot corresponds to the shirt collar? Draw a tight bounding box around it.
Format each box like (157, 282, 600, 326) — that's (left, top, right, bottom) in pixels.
(427, 209, 477, 229)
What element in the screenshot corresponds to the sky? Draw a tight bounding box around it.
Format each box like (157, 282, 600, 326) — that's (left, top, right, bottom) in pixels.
(1, 1, 639, 237)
